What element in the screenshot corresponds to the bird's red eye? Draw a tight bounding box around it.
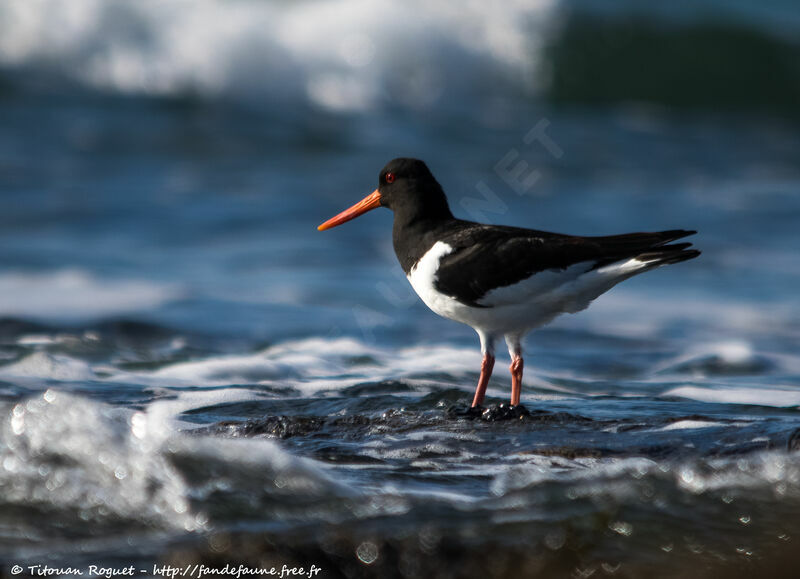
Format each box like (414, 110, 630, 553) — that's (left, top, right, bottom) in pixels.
(385, 172, 395, 184)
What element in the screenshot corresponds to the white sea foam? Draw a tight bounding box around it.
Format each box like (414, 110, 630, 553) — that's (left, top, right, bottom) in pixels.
(491, 452, 800, 499)
(3, 332, 793, 411)
(0, 389, 352, 531)
(649, 340, 776, 377)
(673, 452, 800, 495)
(164, 434, 354, 502)
(0, 269, 181, 320)
(116, 337, 481, 393)
(0, 351, 96, 381)
(661, 385, 800, 408)
(678, 340, 754, 367)
(138, 388, 267, 432)
(491, 456, 659, 496)
(0, 390, 197, 530)
(0, 0, 554, 112)
(0, 334, 527, 400)
(402, 430, 483, 443)
(657, 420, 726, 431)
(557, 288, 798, 340)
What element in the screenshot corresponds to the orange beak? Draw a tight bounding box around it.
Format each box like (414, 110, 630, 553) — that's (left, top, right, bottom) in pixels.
(317, 189, 382, 231)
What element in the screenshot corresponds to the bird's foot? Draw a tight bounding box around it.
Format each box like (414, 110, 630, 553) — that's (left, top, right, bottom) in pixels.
(447, 402, 530, 421)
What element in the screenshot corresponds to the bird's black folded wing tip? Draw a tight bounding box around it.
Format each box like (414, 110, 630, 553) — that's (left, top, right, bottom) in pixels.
(656, 229, 697, 244)
(637, 246, 701, 266)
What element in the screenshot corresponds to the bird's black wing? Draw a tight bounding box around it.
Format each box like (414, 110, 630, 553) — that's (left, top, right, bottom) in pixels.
(433, 223, 698, 307)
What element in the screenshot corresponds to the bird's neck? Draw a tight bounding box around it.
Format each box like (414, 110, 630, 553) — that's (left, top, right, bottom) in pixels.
(392, 212, 455, 275)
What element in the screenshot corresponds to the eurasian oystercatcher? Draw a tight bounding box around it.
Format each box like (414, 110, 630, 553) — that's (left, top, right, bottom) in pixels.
(318, 158, 699, 408)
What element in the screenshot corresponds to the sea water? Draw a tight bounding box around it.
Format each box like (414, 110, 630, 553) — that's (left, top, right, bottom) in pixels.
(1, 0, 799, 576)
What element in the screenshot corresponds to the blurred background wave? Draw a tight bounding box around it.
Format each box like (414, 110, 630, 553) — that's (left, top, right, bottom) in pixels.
(0, 0, 797, 341)
(1, 0, 798, 112)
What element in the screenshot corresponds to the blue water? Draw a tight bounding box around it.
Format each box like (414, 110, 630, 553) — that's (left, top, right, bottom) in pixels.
(1, 0, 800, 576)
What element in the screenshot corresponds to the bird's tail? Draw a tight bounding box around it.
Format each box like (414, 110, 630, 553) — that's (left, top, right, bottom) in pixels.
(591, 229, 700, 271)
(635, 242, 701, 267)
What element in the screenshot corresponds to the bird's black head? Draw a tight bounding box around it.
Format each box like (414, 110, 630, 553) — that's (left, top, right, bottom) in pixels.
(318, 157, 453, 231)
(377, 158, 452, 224)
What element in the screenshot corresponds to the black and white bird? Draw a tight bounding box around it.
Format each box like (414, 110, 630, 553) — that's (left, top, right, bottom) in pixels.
(318, 158, 699, 408)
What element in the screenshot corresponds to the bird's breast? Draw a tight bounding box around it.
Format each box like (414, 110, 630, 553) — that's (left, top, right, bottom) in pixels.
(405, 241, 465, 320)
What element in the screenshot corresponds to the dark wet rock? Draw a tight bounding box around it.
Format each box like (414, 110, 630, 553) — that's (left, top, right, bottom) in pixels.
(481, 403, 531, 421)
(209, 402, 600, 443)
(446, 403, 533, 421)
(214, 416, 326, 439)
(203, 410, 445, 441)
(447, 403, 602, 423)
(196, 403, 798, 469)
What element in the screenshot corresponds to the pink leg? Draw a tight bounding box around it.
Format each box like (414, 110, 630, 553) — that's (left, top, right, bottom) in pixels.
(510, 355, 524, 406)
(471, 353, 495, 407)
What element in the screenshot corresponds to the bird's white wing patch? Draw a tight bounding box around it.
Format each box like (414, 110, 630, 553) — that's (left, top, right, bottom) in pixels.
(595, 256, 650, 274)
(477, 262, 594, 308)
(479, 257, 657, 314)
